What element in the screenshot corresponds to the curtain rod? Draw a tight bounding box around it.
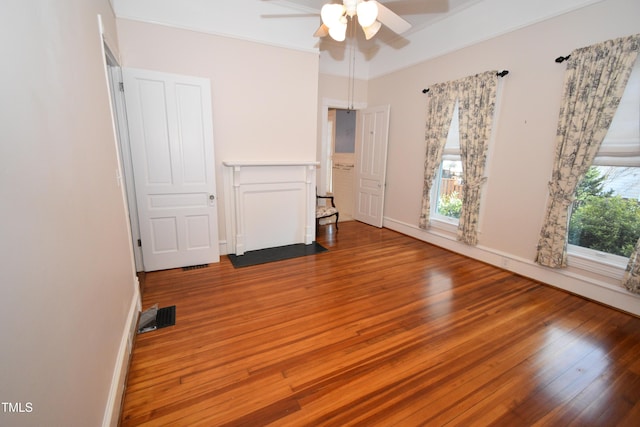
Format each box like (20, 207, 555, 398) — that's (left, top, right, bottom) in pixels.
(422, 70, 509, 93)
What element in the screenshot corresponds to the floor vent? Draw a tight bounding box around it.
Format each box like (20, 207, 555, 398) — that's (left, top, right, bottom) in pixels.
(182, 264, 209, 271)
(137, 305, 176, 334)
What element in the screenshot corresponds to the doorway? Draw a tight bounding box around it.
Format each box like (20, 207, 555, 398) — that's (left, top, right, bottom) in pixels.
(103, 52, 220, 272)
(319, 101, 390, 228)
(327, 108, 356, 222)
(320, 98, 366, 223)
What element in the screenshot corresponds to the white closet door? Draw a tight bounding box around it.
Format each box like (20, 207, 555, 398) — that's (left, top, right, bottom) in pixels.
(123, 68, 219, 271)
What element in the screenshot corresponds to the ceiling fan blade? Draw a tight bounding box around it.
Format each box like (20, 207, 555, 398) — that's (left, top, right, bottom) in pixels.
(313, 23, 329, 37)
(373, 0, 412, 34)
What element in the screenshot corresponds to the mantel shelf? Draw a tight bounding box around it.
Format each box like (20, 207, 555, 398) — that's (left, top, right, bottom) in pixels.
(223, 160, 319, 167)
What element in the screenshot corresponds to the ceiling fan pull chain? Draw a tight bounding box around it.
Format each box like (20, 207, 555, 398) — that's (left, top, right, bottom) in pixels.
(348, 16, 356, 111)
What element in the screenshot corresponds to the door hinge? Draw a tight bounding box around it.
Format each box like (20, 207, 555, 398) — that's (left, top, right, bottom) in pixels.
(119, 82, 125, 92)
(137, 239, 142, 247)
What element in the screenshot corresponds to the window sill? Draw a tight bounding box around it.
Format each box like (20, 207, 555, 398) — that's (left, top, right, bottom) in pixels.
(429, 216, 459, 235)
(567, 245, 627, 281)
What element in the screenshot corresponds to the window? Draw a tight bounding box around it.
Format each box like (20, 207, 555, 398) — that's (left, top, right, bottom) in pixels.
(433, 101, 463, 222)
(568, 58, 640, 263)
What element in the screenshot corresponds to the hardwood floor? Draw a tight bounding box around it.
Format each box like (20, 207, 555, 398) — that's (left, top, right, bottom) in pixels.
(120, 221, 640, 426)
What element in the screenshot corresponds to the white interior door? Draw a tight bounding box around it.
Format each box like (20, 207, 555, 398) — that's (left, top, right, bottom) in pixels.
(354, 105, 390, 228)
(123, 68, 219, 271)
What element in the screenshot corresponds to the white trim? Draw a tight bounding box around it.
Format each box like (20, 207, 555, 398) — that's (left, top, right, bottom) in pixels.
(383, 216, 640, 317)
(223, 163, 317, 254)
(102, 281, 141, 427)
(223, 166, 236, 256)
(219, 239, 228, 256)
(222, 160, 319, 167)
(106, 65, 144, 272)
(429, 216, 459, 234)
(100, 14, 143, 272)
(568, 245, 627, 280)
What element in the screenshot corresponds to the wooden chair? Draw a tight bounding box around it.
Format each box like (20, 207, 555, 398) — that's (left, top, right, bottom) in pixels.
(316, 194, 339, 231)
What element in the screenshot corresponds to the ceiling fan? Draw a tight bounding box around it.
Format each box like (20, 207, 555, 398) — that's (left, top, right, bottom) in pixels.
(314, 0, 412, 41)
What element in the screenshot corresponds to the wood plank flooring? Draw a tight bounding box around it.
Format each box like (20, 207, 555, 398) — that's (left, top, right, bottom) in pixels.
(120, 221, 640, 426)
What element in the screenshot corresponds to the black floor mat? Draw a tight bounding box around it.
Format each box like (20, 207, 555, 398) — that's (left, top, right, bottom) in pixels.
(228, 242, 328, 268)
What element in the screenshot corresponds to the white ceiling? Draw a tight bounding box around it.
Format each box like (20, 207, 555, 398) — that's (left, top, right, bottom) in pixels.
(260, 0, 482, 48)
(111, 0, 480, 51)
(111, 0, 604, 78)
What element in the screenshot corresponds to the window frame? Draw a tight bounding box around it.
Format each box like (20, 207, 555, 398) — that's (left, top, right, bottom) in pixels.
(566, 57, 640, 278)
(431, 158, 463, 229)
(430, 100, 462, 229)
(567, 165, 640, 278)
(427, 85, 502, 237)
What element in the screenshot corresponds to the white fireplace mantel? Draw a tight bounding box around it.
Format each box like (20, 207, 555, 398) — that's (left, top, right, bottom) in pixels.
(223, 161, 319, 255)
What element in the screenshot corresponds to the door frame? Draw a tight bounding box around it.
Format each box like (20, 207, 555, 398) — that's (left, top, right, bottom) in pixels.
(353, 104, 391, 228)
(319, 98, 366, 198)
(103, 44, 144, 272)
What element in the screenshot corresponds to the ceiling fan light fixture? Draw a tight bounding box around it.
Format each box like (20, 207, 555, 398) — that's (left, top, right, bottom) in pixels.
(362, 20, 382, 40)
(321, 3, 346, 29)
(356, 1, 378, 28)
(328, 20, 347, 41)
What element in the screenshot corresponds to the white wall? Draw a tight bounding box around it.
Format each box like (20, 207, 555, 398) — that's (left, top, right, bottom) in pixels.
(366, 0, 640, 314)
(112, 0, 321, 53)
(116, 19, 320, 248)
(367, 0, 607, 79)
(0, 0, 139, 426)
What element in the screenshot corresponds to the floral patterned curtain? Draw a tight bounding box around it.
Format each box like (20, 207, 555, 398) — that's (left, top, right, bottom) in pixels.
(536, 34, 640, 268)
(624, 239, 640, 294)
(419, 81, 458, 229)
(456, 72, 498, 245)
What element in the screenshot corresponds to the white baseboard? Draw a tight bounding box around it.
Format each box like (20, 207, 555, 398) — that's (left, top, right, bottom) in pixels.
(383, 217, 640, 317)
(102, 279, 141, 427)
